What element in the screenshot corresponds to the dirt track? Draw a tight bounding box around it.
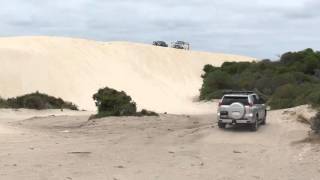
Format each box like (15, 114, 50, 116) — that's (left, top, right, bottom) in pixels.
(0, 108, 319, 180)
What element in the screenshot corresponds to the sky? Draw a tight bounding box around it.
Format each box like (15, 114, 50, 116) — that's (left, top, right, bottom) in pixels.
(0, 0, 319, 59)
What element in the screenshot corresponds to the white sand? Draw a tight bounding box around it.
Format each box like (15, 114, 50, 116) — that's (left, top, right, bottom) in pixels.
(0, 107, 319, 180)
(0, 36, 254, 114)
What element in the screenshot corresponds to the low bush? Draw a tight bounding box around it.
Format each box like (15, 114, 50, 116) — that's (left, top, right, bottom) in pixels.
(92, 87, 158, 118)
(268, 84, 302, 109)
(93, 87, 137, 116)
(0, 97, 9, 108)
(0, 92, 78, 110)
(305, 87, 320, 108)
(136, 109, 159, 117)
(296, 114, 310, 124)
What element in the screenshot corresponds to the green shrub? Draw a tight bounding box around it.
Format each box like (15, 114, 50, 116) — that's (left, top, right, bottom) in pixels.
(136, 109, 159, 117)
(22, 95, 45, 109)
(268, 99, 292, 110)
(268, 84, 300, 109)
(93, 87, 137, 116)
(0, 97, 9, 108)
(305, 89, 320, 108)
(273, 84, 300, 99)
(200, 70, 235, 100)
(1, 92, 78, 110)
(92, 87, 158, 118)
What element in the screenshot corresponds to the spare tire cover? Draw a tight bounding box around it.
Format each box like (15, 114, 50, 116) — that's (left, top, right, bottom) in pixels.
(228, 102, 245, 120)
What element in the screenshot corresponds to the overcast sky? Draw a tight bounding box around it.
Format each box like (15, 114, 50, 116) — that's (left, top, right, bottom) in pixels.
(0, 0, 319, 59)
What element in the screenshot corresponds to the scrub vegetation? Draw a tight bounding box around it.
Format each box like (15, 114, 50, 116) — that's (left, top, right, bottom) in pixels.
(200, 48, 320, 110)
(0, 92, 78, 110)
(91, 87, 158, 119)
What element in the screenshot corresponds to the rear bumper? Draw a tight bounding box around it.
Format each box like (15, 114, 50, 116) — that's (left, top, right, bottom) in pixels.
(218, 117, 255, 124)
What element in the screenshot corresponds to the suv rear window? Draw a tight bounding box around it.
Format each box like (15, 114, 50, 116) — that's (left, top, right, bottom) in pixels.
(221, 96, 249, 105)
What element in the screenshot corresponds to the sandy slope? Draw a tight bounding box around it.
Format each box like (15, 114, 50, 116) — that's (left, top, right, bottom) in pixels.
(0, 36, 254, 114)
(0, 107, 319, 180)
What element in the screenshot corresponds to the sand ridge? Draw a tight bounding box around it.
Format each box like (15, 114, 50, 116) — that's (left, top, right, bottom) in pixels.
(0, 36, 254, 114)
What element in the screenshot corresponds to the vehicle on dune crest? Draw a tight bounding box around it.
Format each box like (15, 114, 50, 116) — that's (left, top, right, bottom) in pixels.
(152, 41, 168, 47)
(171, 41, 190, 50)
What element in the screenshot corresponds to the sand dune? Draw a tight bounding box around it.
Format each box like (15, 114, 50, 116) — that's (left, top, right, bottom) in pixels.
(0, 36, 254, 113)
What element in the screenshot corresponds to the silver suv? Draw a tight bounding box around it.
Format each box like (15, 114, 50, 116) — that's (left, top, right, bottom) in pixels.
(217, 91, 267, 131)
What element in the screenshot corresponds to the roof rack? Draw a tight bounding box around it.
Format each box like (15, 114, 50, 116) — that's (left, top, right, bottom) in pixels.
(223, 90, 255, 95)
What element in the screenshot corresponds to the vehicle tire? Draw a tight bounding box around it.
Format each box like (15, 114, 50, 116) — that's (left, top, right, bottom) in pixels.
(250, 115, 259, 131)
(228, 103, 245, 120)
(261, 110, 267, 125)
(218, 122, 226, 129)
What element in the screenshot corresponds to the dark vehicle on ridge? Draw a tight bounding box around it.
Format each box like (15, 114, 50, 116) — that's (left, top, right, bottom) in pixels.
(152, 41, 168, 47)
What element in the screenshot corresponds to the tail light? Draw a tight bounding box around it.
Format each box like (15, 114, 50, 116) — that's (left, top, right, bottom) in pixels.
(218, 100, 222, 106)
(249, 102, 253, 107)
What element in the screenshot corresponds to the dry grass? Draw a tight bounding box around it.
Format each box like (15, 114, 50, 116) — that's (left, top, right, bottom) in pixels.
(294, 133, 320, 144)
(296, 114, 311, 124)
(311, 112, 320, 133)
